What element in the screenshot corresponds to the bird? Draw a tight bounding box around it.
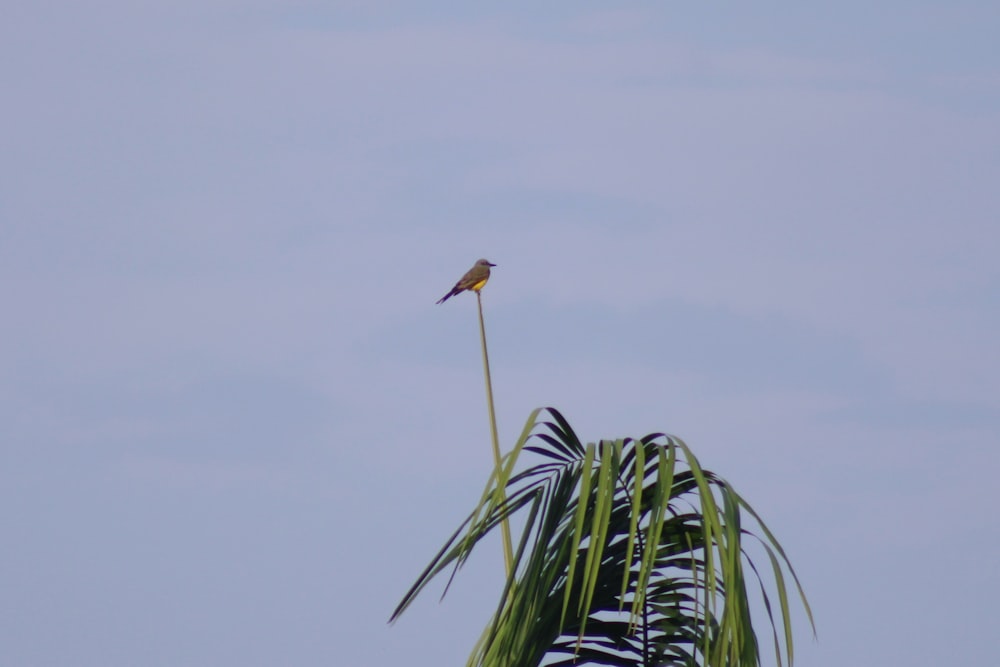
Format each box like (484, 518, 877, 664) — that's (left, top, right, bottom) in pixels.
(436, 258, 497, 304)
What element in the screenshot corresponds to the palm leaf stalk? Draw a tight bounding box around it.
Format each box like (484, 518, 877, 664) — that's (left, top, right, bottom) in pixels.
(392, 407, 814, 667)
(477, 290, 514, 574)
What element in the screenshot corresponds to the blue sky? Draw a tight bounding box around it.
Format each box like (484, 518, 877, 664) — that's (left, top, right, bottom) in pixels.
(2, 2, 998, 665)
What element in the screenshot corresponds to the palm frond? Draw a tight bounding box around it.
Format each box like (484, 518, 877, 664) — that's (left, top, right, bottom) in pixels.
(391, 408, 814, 667)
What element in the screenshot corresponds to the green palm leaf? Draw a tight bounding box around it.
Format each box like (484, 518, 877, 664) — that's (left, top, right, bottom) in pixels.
(391, 408, 814, 667)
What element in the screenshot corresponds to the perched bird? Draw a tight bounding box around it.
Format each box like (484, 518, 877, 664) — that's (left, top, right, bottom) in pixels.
(436, 258, 497, 304)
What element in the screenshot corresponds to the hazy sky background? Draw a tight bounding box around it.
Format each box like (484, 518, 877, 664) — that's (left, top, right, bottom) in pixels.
(2, 2, 998, 665)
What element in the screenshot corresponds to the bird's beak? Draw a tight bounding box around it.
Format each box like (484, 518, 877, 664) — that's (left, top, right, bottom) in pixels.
(489, 262, 497, 266)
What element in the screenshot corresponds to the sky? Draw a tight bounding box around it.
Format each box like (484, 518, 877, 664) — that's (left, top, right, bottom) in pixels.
(2, 2, 998, 665)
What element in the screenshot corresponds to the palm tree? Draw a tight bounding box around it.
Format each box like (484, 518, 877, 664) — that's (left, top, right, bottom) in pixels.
(392, 407, 814, 667)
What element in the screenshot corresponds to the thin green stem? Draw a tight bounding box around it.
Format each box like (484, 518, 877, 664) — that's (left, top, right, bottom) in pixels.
(477, 291, 514, 575)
